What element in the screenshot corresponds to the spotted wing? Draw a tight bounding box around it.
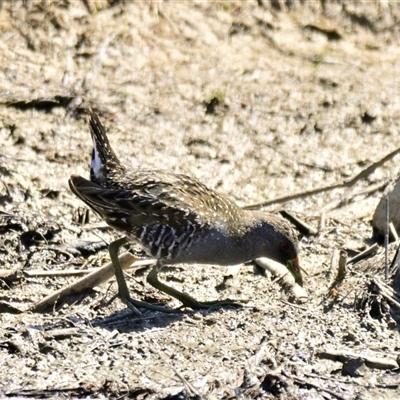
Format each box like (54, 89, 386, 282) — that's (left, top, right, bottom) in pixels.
(69, 175, 203, 232)
(105, 169, 243, 227)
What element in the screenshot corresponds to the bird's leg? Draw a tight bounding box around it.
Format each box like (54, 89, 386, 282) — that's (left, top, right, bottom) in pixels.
(108, 237, 181, 314)
(108, 237, 133, 308)
(147, 262, 243, 310)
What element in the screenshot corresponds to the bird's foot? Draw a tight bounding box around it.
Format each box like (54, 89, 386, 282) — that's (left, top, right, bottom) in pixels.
(108, 237, 182, 314)
(146, 265, 245, 310)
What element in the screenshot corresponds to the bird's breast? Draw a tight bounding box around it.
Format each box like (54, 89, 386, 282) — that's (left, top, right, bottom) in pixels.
(130, 222, 198, 261)
(130, 223, 253, 266)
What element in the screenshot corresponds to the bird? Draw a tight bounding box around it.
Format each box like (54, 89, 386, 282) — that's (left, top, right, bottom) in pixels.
(69, 109, 302, 314)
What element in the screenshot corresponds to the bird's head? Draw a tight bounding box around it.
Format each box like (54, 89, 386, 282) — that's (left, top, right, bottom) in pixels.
(247, 211, 302, 286)
(277, 238, 302, 286)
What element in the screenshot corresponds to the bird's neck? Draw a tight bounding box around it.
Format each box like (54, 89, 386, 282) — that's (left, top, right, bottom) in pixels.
(230, 210, 283, 257)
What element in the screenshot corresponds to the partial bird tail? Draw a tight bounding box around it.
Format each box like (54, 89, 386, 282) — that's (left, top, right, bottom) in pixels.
(88, 109, 123, 184)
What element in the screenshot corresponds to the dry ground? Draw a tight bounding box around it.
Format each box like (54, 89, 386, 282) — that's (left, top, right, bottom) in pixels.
(1, 1, 400, 399)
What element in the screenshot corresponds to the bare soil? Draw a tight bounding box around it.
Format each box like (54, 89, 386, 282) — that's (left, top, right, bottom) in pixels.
(1, 1, 400, 399)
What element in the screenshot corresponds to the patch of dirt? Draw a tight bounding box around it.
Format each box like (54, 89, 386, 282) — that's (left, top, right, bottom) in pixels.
(1, 1, 400, 398)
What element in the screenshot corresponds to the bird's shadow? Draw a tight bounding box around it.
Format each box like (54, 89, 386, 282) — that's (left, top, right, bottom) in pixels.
(90, 302, 245, 334)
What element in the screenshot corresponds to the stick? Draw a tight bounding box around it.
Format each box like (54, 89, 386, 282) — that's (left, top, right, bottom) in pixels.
(30, 252, 140, 312)
(329, 249, 340, 284)
(25, 269, 102, 277)
(373, 277, 400, 309)
(317, 348, 398, 370)
(243, 145, 400, 210)
(328, 250, 347, 293)
(319, 212, 326, 230)
(149, 339, 200, 397)
(243, 182, 344, 210)
(385, 196, 390, 280)
(255, 258, 308, 301)
(279, 210, 318, 235)
(283, 371, 347, 400)
(389, 243, 400, 273)
(337, 250, 347, 282)
(389, 223, 399, 241)
(347, 244, 379, 264)
(321, 180, 388, 213)
(24, 260, 155, 278)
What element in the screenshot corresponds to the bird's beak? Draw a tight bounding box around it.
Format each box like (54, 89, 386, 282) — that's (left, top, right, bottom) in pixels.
(287, 257, 303, 286)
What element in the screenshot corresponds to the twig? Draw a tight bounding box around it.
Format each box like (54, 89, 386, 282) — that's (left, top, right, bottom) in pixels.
(240, 345, 276, 391)
(243, 144, 400, 210)
(0, 300, 24, 314)
(389, 243, 400, 274)
(385, 196, 390, 280)
(373, 277, 400, 310)
(24, 260, 154, 278)
(282, 371, 348, 400)
(255, 258, 308, 301)
(157, 7, 180, 35)
(243, 182, 344, 210)
(337, 250, 347, 282)
(321, 180, 388, 213)
(279, 299, 307, 310)
(84, 32, 118, 90)
(0, 210, 16, 217)
(347, 146, 400, 184)
(30, 252, 139, 312)
(319, 211, 326, 230)
(389, 223, 399, 241)
(279, 210, 318, 235)
(25, 268, 101, 277)
(330, 250, 347, 291)
(43, 328, 80, 340)
(317, 348, 398, 370)
(329, 249, 340, 284)
(0, 269, 21, 283)
(149, 339, 201, 398)
(81, 222, 110, 231)
(347, 244, 379, 264)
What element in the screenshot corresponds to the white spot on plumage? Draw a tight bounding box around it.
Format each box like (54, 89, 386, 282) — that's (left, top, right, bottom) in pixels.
(91, 139, 102, 178)
(154, 225, 165, 247)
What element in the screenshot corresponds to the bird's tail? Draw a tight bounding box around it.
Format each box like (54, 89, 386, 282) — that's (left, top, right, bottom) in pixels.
(88, 109, 123, 184)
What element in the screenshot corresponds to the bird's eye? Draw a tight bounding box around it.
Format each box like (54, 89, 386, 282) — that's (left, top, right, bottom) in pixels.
(279, 242, 289, 252)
